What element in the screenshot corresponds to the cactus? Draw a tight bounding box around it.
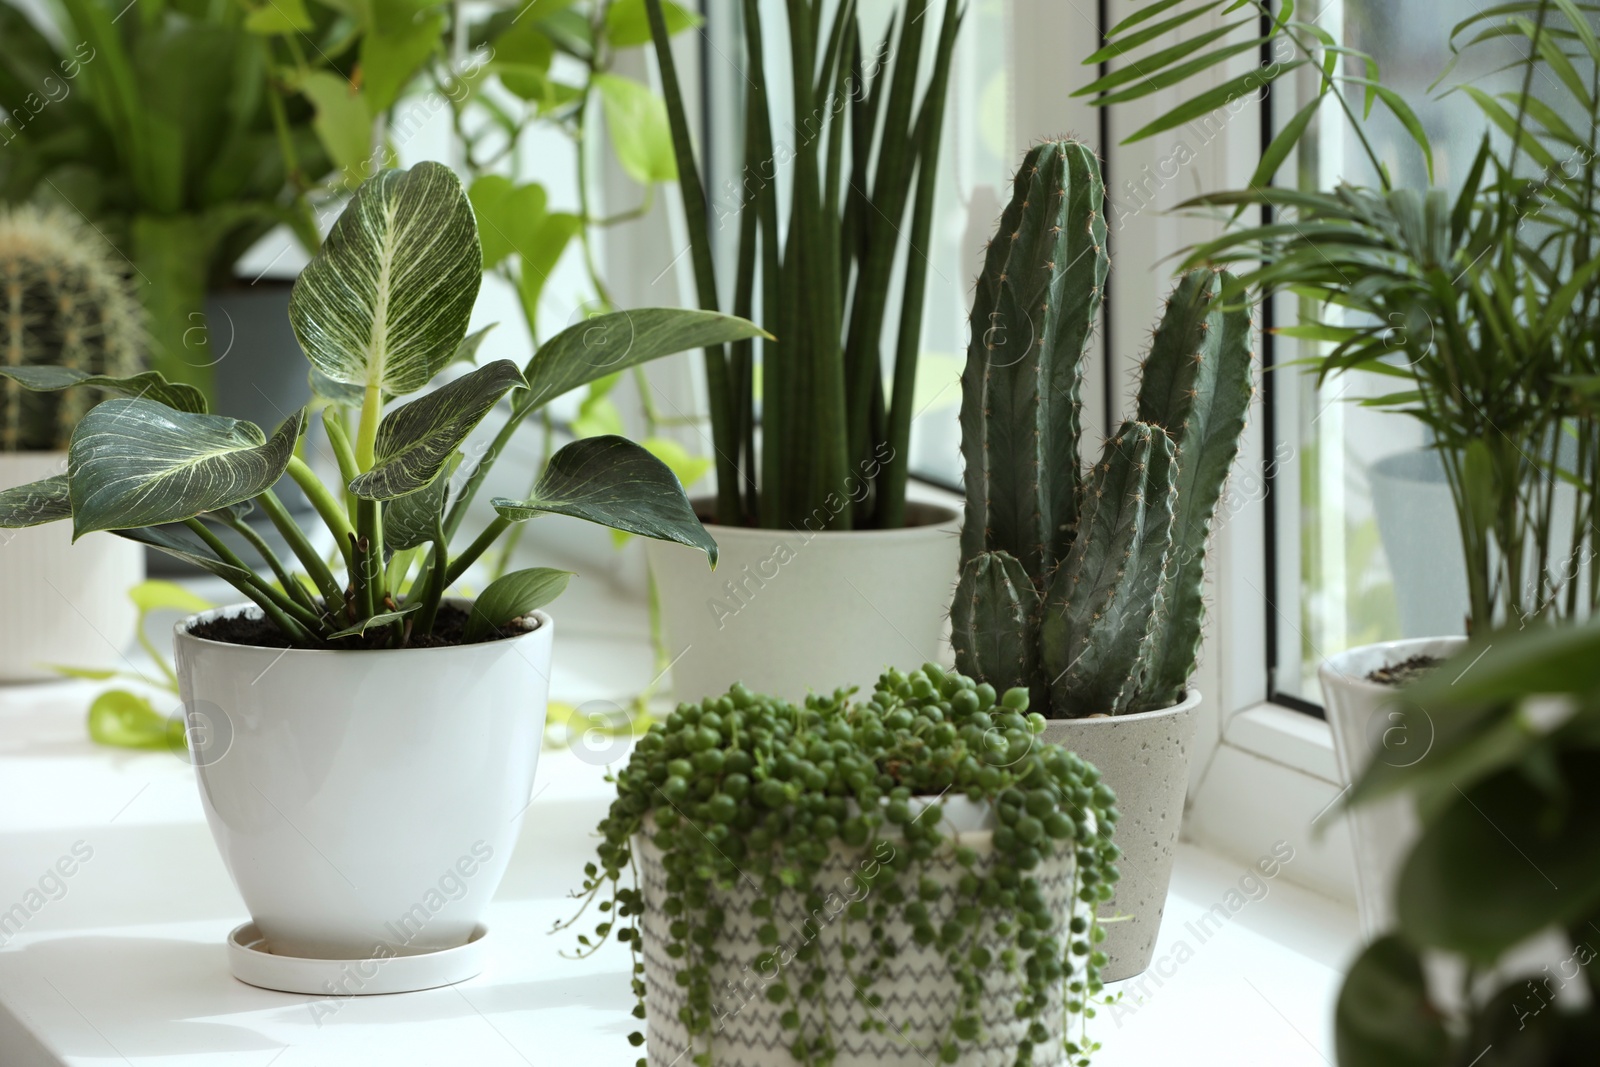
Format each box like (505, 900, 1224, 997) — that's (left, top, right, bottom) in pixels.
(0, 207, 142, 453)
(954, 140, 1255, 718)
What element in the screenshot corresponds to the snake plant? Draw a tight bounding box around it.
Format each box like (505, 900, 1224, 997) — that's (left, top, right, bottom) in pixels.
(644, 0, 964, 530)
(0, 163, 763, 648)
(953, 140, 1255, 718)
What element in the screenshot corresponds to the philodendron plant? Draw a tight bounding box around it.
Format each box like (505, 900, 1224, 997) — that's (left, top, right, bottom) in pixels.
(0, 162, 763, 647)
(954, 140, 1255, 718)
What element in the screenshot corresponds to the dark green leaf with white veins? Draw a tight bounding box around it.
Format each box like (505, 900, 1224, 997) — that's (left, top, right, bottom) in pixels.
(465, 567, 572, 640)
(350, 360, 525, 500)
(521, 309, 767, 409)
(289, 162, 483, 398)
(492, 435, 717, 564)
(0, 475, 72, 528)
(386, 453, 462, 552)
(67, 401, 305, 538)
(0, 366, 208, 414)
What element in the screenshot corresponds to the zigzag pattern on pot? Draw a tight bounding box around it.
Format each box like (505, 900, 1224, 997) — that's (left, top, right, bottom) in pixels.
(637, 831, 1079, 1067)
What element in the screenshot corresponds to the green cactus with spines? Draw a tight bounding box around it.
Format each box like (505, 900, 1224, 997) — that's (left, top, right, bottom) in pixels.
(1, 207, 142, 453)
(954, 140, 1255, 718)
(960, 139, 1108, 577)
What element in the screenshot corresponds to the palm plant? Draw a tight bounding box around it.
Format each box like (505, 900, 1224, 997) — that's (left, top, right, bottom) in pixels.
(1085, 0, 1600, 631)
(644, 0, 963, 530)
(0, 163, 763, 648)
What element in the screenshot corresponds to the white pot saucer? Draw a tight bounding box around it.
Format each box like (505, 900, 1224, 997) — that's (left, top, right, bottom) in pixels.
(226, 922, 489, 995)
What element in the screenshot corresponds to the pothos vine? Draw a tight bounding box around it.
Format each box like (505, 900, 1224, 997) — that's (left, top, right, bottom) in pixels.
(562, 664, 1122, 1066)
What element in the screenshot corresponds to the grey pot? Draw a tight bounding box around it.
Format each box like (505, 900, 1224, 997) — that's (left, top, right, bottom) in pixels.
(1039, 690, 1202, 982)
(147, 281, 313, 575)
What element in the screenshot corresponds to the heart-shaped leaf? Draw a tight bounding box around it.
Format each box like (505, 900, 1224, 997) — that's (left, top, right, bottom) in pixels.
(521, 309, 767, 410)
(0, 366, 208, 414)
(128, 579, 213, 615)
(386, 453, 463, 551)
(289, 161, 482, 398)
(87, 690, 187, 752)
(492, 435, 717, 564)
(0, 474, 71, 528)
(327, 603, 421, 641)
(465, 567, 572, 640)
(350, 360, 525, 500)
(112, 525, 255, 582)
(68, 401, 305, 538)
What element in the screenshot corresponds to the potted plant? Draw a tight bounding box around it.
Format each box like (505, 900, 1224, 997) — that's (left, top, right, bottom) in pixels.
(1334, 620, 1600, 1064)
(0, 162, 762, 987)
(0, 206, 146, 681)
(1088, 0, 1600, 937)
(951, 140, 1255, 980)
(636, 0, 966, 703)
(0, 0, 450, 408)
(570, 663, 1122, 1067)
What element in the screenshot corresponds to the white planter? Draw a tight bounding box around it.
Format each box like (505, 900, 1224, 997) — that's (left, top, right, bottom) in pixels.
(638, 798, 1081, 1066)
(0, 451, 143, 682)
(1038, 690, 1202, 982)
(1319, 636, 1464, 941)
(645, 502, 961, 703)
(173, 603, 553, 971)
(1368, 450, 1470, 638)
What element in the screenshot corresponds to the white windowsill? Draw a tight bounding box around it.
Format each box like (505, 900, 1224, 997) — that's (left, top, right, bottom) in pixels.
(1224, 702, 1341, 784)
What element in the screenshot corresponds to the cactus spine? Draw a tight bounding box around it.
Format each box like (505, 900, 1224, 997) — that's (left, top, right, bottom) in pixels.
(955, 140, 1255, 718)
(1, 207, 142, 452)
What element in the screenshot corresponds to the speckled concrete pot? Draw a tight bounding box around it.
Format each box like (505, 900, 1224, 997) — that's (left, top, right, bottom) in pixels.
(1039, 690, 1201, 982)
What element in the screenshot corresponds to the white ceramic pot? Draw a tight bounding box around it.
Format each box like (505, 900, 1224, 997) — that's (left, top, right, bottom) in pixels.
(638, 798, 1083, 1066)
(0, 451, 143, 682)
(174, 604, 553, 962)
(1038, 690, 1202, 982)
(1319, 636, 1463, 941)
(645, 502, 961, 703)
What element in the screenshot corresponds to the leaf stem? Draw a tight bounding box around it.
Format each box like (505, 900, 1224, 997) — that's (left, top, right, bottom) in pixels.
(444, 516, 513, 588)
(182, 519, 319, 643)
(286, 456, 356, 562)
(220, 510, 320, 617)
(259, 489, 346, 609)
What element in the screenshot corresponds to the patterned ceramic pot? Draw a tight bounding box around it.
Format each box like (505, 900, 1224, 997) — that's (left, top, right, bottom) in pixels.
(637, 799, 1082, 1067)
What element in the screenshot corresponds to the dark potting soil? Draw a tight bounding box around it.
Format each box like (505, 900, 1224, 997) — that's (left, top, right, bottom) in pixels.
(1366, 655, 1442, 688)
(188, 603, 536, 651)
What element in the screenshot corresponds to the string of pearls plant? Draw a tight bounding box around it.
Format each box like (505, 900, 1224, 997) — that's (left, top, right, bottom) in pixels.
(566, 664, 1122, 1067)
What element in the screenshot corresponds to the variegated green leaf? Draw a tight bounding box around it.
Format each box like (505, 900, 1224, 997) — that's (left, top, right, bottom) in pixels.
(465, 567, 572, 640)
(0, 474, 71, 528)
(327, 604, 421, 641)
(289, 162, 482, 398)
(68, 401, 305, 538)
(349, 360, 525, 500)
(386, 453, 462, 552)
(521, 309, 767, 409)
(0, 366, 208, 414)
(492, 435, 717, 564)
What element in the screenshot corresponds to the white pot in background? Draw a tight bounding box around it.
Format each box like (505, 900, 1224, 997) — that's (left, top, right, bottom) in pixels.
(1368, 450, 1471, 638)
(1038, 690, 1202, 982)
(0, 451, 143, 682)
(174, 604, 553, 967)
(639, 798, 1083, 1066)
(645, 502, 961, 704)
(1319, 636, 1464, 941)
